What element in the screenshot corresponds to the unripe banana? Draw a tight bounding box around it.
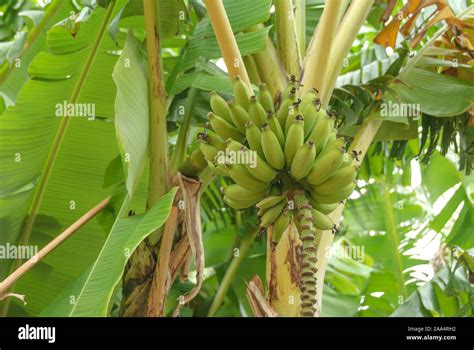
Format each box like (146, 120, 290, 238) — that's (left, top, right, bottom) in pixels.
(225, 138, 244, 153)
(323, 137, 346, 155)
(222, 184, 267, 202)
(340, 151, 355, 168)
(309, 200, 339, 215)
(300, 88, 318, 111)
(233, 75, 251, 110)
(208, 161, 229, 176)
(315, 165, 358, 194)
(203, 131, 226, 150)
(284, 115, 304, 166)
(223, 195, 259, 210)
(305, 148, 344, 186)
(310, 181, 356, 204)
(256, 195, 285, 210)
(261, 124, 285, 170)
(210, 91, 233, 124)
(272, 210, 290, 242)
(198, 138, 220, 162)
(227, 163, 269, 191)
(307, 116, 332, 154)
(276, 88, 296, 127)
(267, 112, 285, 147)
(283, 75, 298, 98)
(285, 102, 302, 135)
(311, 208, 335, 231)
(258, 83, 274, 112)
(229, 101, 250, 134)
(208, 112, 243, 141)
(259, 200, 287, 229)
(245, 121, 264, 157)
(290, 141, 316, 180)
(249, 95, 267, 128)
(242, 146, 278, 182)
(302, 100, 323, 139)
(190, 149, 207, 170)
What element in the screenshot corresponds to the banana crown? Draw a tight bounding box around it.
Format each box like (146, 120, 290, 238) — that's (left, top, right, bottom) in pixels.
(200, 77, 357, 239)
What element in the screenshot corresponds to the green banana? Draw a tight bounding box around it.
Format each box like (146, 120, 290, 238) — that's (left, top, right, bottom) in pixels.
(225, 138, 244, 153)
(267, 112, 285, 147)
(307, 116, 332, 154)
(203, 131, 226, 150)
(309, 200, 339, 215)
(341, 151, 355, 168)
(311, 208, 335, 230)
(227, 163, 268, 191)
(285, 102, 302, 135)
(229, 101, 250, 134)
(210, 91, 232, 123)
(290, 141, 316, 180)
(258, 83, 274, 112)
(223, 195, 259, 209)
(284, 115, 304, 167)
(208, 161, 229, 176)
(272, 210, 290, 242)
(300, 88, 318, 111)
(208, 112, 243, 141)
(261, 124, 285, 170)
(256, 195, 285, 210)
(282, 75, 298, 98)
(276, 88, 296, 127)
(198, 138, 219, 162)
(314, 165, 358, 194)
(302, 101, 323, 139)
(190, 149, 207, 170)
(305, 148, 344, 185)
(245, 121, 264, 157)
(222, 184, 267, 202)
(242, 147, 278, 182)
(259, 200, 287, 229)
(310, 182, 356, 204)
(249, 95, 267, 128)
(233, 75, 251, 110)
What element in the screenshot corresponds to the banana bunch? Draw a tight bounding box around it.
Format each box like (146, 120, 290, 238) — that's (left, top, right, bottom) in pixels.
(199, 76, 358, 236)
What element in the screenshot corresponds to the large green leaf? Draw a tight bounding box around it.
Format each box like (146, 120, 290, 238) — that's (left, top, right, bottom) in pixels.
(0, 1, 75, 106)
(390, 68, 474, 117)
(1, 4, 124, 315)
(344, 153, 470, 316)
(391, 263, 473, 317)
(40, 187, 178, 316)
(112, 31, 149, 195)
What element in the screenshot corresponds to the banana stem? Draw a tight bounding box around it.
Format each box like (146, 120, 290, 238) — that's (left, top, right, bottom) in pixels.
(274, 0, 302, 77)
(170, 87, 198, 173)
(208, 227, 259, 317)
(243, 55, 262, 85)
(248, 24, 287, 98)
(144, 0, 169, 210)
(203, 0, 251, 90)
(301, 0, 342, 97)
(321, 0, 375, 105)
(294, 0, 306, 57)
(293, 191, 318, 317)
